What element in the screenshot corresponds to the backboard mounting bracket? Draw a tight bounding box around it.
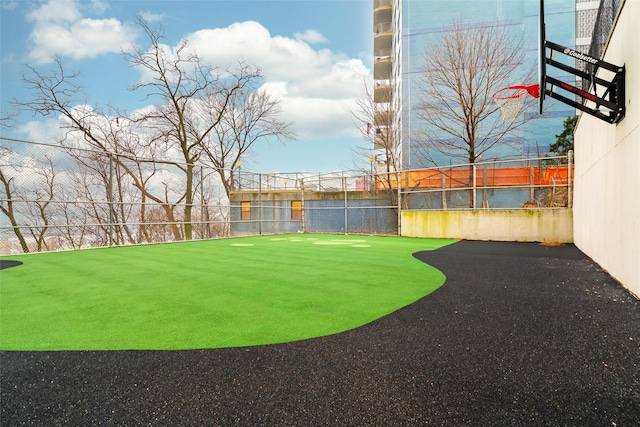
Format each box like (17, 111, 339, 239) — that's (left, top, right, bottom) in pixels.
(542, 41, 625, 124)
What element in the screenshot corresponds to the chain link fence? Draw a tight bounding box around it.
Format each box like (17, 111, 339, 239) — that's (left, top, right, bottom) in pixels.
(1, 138, 230, 254)
(401, 155, 573, 210)
(580, 0, 624, 92)
(589, 0, 624, 61)
(229, 171, 399, 237)
(1, 137, 572, 254)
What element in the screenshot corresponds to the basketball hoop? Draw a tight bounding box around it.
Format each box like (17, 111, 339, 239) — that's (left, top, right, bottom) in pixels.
(493, 84, 540, 120)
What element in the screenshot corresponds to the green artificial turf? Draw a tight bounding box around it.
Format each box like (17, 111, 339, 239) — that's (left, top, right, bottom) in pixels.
(0, 234, 456, 351)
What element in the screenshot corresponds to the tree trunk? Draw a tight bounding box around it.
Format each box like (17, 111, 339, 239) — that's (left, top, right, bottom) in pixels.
(0, 170, 30, 253)
(162, 205, 183, 241)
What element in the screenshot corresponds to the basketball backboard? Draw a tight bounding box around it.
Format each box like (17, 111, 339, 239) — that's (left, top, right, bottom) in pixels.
(538, 0, 546, 114)
(494, 0, 623, 123)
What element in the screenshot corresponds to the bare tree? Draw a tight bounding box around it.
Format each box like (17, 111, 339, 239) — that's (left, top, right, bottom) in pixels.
(0, 148, 60, 253)
(353, 79, 400, 169)
(24, 155, 57, 251)
(13, 18, 292, 243)
(124, 18, 293, 239)
(415, 20, 535, 167)
(200, 88, 295, 196)
(352, 78, 404, 209)
(57, 171, 96, 249)
(62, 123, 168, 246)
(0, 150, 30, 253)
(0, 110, 18, 129)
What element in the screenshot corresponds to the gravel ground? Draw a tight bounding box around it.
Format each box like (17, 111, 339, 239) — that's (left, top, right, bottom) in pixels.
(2, 240, 639, 426)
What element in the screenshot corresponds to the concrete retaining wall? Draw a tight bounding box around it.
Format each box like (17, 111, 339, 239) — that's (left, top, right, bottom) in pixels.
(401, 209, 573, 242)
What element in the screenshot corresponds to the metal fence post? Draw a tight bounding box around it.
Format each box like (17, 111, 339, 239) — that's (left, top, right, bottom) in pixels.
(200, 166, 205, 239)
(441, 171, 447, 210)
(343, 175, 348, 234)
(107, 153, 114, 246)
(301, 178, 306, 233)
(482, 166, 488, 208)
(472, 163, 477, 210)
(397, 170, 402, 236)
(259, 173, 263, 235)
(529, 165, 535, 203)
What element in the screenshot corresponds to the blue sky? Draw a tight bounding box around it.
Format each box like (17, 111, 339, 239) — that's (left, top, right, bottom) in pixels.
(1, 0, 373, 173)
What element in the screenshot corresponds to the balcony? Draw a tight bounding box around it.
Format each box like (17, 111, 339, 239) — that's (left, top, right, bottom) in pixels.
(374, 25, 392, 59)
(373, 0, 392, 10)
(374, 110, 393, 127)
(374, 57, 392, 80)
(374, 22, 393, 36)
(374, 82, 392, 103)
(374, 48, 392, 58)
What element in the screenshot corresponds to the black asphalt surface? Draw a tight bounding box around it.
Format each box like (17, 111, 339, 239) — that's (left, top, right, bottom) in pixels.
(0, 260, 22, 270)
(2, 241, 639, 426)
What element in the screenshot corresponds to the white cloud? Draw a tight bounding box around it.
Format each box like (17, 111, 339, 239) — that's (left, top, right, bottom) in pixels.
(17, 117, 65, 144)
(1, 0, 19, 11)
(258, 81, 289, 100)
(19, 12, 371, 143)
(88, 0, 109, 15)
(290, 59, 370, 99)
(25, 0, 137, 64)
(282, 96, 357, 139)
(294, 29, 328, 44)
(26, 0, 82, 23)
(177, 21, 371, 139)
(139, 11, 164, 23)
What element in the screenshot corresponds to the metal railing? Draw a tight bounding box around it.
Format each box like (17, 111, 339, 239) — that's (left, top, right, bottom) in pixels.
(233, 170, 375, 193)
(400, 154, 573, 210)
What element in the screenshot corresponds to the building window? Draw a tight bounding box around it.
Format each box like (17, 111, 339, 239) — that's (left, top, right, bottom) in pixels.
(291, 200, 302, 221)
(241, 201, 251, 220)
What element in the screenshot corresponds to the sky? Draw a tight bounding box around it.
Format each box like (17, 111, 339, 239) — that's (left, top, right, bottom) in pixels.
(0, 0, 374, 173)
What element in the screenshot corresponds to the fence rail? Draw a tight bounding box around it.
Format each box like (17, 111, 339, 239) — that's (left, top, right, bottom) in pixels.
(400, 155, 573, 210)
(1, 137, 572, 254)
(234, 155, 573, 209)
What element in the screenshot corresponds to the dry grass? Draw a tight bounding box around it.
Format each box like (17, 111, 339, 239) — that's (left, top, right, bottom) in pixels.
(540, 241, 565, 247)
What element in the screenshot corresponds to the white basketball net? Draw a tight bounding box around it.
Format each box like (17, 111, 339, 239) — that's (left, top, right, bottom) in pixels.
(493, 88, 528, 120)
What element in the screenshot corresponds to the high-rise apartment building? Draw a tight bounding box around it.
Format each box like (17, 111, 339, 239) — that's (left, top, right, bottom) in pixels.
(575, 0, 599, 91)
(373, 0, 577, 169)
(373, 0, 403, 168)
(576, 0, 600, 53)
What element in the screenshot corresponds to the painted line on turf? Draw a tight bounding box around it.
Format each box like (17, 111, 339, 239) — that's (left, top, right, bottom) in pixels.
(269, 237, 370, 247)
(313, 240, 367, 246)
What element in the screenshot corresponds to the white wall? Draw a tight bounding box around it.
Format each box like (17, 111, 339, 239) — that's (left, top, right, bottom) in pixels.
(573, 0, 640, 297)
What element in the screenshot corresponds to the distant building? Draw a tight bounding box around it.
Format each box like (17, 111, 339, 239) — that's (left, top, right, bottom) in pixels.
(576, 0, 600, 53)
(373, 0, 577, 168)
(576, 0, 600, 90)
